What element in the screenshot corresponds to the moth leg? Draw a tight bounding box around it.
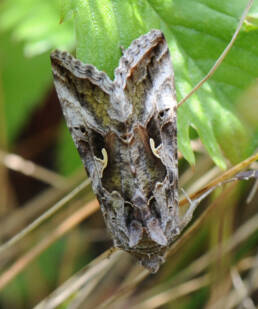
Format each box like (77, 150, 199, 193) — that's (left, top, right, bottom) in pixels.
(179, 187, 214, 231)
(179, 169, 258, 231)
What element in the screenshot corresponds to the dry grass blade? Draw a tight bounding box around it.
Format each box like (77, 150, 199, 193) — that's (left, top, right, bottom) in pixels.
(110, 183, 256, 308)
(67, 273, 108, 309)
(209, 274, 258, 309)
(167, 183, 238, 260)
(0, 198, 99, 290)
(180, 152, 258, 207)
(168, 212, 258, 287)
(133, 275, 210, 309)
(247, 177, 258, 203)
(34, 248, 122, 309)
(230, 268, 256, 309)
(1, 153, 256, 306)
(87, 155, 257, 308)
(98, 269, 149, 309)
(0, 150, 68, 188)
(99, 190, 258, 309)
(0, 178, 92, 255)
(97, 187, 233, 308)
(0, 169, 85, 242)
(249, 252, 258, 291)
(132, 256, 257, 309)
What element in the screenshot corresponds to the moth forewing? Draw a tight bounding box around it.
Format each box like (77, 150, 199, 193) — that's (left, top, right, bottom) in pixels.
(51, 30, 181, 272)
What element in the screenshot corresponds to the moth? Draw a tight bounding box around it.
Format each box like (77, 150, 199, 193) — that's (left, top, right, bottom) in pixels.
(50, 29, 243, 272)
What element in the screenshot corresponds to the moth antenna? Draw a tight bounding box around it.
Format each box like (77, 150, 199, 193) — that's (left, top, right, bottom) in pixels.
(177, 0, 254, 110)
(179, 169, 258, 231)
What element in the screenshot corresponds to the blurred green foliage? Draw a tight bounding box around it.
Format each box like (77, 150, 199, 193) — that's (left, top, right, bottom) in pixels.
(0, 0, 75, 147)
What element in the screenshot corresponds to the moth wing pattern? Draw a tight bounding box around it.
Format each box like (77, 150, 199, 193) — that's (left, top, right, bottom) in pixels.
(113, 30, 180, 269)
(51, 30, 180, 272)
(51, 52, 113, 183)
(115, 30, 177, 126)
(51, 52, 117, 133)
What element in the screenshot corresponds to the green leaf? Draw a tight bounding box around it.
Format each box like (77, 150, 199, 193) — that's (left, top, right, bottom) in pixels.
(244, 13, 258, 31)
(0, 0, 75, 56)
(244, 0, 258, 31)
(1, 33, 52, 143)
(0, 0, 75, 146)
(73, 0, 162, 76)
(60, 0, 75, 23)
(68, 0, 258, 168)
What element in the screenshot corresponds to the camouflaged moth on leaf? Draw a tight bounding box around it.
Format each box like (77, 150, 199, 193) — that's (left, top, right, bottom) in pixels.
(51, 30, 193, 272)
